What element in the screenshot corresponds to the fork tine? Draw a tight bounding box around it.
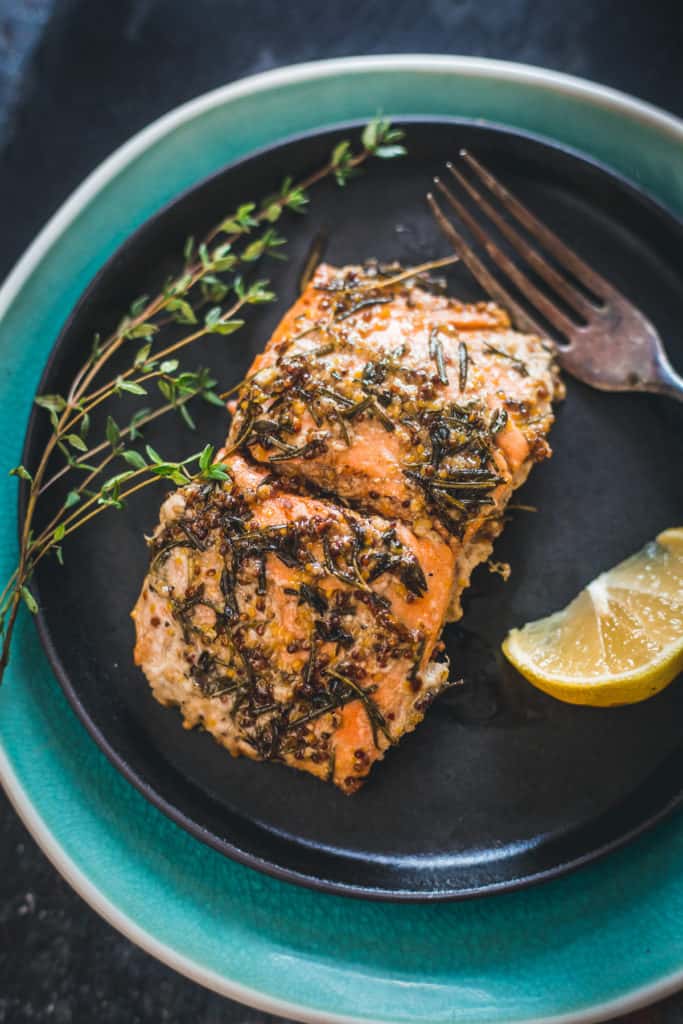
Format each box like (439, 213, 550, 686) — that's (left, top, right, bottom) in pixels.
(426, 192, 547, 338)
(433, 176, 576, 339)
(446, 160, 592, 319)
(461, 150, 615, 300)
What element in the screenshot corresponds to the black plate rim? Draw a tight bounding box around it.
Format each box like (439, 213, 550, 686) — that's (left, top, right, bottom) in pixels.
(22, 116, 683, 902)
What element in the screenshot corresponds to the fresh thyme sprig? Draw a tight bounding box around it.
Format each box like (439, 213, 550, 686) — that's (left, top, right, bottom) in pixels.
(0, 118, 406, 683)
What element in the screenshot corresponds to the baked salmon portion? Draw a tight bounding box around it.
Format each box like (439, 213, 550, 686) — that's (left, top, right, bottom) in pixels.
(226, 263, 564, 541)
(133, 455, 455, 793)
(133, 261, 562, 792)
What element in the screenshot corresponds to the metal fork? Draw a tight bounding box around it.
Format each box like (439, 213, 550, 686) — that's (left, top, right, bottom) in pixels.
(427, 151, 683, 402)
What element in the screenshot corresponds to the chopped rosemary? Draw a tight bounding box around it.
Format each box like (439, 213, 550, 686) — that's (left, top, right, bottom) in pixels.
(178, 521, 206, 551)
(335, 296, 393, 321)
(268, 439, 323, 462)
(296, 583, 329, 615)
(484, 341, 529, 377)
(317, 385, 355, 408)
(458, 340, 468, 392)
(326, 669, 392, 748)
(490, 407, 508, 434)
(332, 407, 351, 446)
(370, 400, 396, 432)
(429, 328, 449, 385)
(342, 396, 373, 420)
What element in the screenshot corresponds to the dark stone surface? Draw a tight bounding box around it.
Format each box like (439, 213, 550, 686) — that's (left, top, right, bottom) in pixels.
(0, 1, 682, 1020)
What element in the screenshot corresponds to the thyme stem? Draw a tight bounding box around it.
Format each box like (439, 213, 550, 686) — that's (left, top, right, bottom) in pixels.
(31, 477, 161, 569)
(0, 117, 408, 685)
(356, 254, 458, 292)
(0, 569, 20, 615)
(40, 375, 247, 497)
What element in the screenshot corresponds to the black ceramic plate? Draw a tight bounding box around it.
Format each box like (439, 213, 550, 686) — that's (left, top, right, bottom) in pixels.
(24, 120, 683, 901)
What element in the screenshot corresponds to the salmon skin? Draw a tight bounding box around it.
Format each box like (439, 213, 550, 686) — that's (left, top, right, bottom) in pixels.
(133, 262, 562, 792)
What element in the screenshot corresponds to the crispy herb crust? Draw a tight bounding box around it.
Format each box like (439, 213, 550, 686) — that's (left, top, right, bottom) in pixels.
(226, 261, 548, 538)
(136, 261, 561, 790)
(144, 465, 441, 786)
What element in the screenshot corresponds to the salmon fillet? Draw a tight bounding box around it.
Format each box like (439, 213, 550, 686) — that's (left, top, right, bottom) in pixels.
(227, 264, 561, 528)
(133, 262, 562, 792)
(133, 455, 454, 793)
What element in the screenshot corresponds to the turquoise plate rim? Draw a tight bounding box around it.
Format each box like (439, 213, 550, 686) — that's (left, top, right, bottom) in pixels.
(1, 56, 683, 1024)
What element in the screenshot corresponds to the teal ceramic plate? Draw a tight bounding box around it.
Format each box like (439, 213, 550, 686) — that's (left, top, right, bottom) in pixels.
(1, 57, 683, 1023)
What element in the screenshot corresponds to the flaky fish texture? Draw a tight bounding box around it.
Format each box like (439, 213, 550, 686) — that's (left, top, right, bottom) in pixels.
(133, 262, 562, 792)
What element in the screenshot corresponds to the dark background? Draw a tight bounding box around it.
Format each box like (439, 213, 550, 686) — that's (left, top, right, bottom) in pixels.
(1, 1, 682, 1021)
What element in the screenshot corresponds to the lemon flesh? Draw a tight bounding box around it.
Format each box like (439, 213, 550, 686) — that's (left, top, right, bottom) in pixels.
(503, 528, 683, 706)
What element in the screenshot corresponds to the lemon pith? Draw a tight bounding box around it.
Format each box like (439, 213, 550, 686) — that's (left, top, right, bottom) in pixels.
(503, 528, 683, 706)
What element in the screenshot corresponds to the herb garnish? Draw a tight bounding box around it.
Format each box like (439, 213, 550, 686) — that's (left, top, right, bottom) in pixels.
(458, 341, 468, 392)
(225, 255, 512, 543)
(0, 118, 407, 684)
(490, 408, 509, 434)
(147, 473, 427, 766)
(335, 296, 393, 321)
(326, 669, 392, 747)
(429, 328, 449, 385)
(484, 341, 529, 377)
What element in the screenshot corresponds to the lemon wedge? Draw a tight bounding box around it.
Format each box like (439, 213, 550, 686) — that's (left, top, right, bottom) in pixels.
(503, 528, 683, 706)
